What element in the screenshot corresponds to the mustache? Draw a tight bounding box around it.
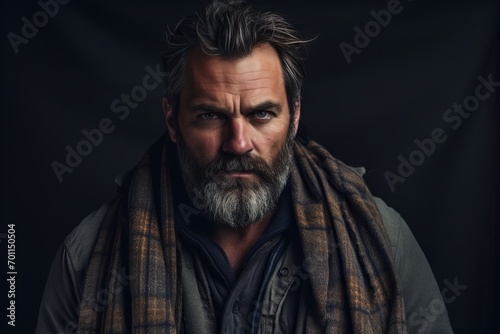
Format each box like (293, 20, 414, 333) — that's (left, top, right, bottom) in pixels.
(204, 155, 272, 180)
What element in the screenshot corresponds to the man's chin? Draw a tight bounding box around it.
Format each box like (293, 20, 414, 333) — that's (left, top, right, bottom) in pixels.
(198, 182, 274, 229)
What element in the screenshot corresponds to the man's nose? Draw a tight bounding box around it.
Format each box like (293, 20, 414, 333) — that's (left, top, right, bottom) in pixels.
(222, 118, 253, 155)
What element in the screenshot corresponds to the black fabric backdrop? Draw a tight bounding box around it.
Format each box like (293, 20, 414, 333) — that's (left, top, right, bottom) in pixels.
(1, 0, 498, 333)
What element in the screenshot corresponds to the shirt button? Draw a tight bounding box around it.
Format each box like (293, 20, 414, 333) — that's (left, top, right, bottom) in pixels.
(232, 301, 240, 314)
(278, 267, 289, 278)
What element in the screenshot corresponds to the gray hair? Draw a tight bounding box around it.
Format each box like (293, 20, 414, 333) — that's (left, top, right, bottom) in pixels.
(162, 0, 308, 115)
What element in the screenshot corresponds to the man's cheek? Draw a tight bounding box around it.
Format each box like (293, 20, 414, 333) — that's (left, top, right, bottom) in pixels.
(181, 137, 214, 166)
(193, 136, 222, 162)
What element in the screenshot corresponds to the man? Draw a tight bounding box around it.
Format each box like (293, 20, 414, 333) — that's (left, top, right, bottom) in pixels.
(37, 0, 453, 333)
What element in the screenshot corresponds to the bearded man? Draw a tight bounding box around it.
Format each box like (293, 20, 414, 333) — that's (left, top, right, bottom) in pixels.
(36, 0, 453, 333)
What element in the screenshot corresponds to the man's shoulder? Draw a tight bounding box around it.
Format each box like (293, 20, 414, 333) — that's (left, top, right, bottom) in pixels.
(372, 196, 405, 256)
(351, 166, 404, 251)
(63, 199, 116, 272)
(36, 193, 123, 333)
(64, 173, 130, 271)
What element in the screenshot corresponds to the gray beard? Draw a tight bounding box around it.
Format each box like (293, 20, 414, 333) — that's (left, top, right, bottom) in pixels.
(176, 128, 295, 229)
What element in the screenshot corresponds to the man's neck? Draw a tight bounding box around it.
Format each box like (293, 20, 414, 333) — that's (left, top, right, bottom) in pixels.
(210, 212, 274, 275)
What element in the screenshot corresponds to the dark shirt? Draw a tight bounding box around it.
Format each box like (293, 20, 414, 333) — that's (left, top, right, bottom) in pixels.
(175, 182, 295, 332)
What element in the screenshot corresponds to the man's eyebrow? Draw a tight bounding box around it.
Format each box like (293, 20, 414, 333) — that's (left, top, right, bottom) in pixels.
(188, 103, 226, 113)
(188, 100, 283, 114)
(249, 100, 283, 114)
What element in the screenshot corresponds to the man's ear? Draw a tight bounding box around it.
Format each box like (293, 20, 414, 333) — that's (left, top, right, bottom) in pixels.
(293, 99, 301, 136)
(163, 97, 177, 143)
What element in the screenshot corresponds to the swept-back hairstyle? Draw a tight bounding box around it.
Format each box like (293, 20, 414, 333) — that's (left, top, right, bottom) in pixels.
(162, 0, 308, 116)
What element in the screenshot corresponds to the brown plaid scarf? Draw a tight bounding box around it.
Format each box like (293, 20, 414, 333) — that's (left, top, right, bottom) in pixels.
(77, 136, 407, 333)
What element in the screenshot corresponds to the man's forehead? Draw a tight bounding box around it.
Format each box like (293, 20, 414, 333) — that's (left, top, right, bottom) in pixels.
(183, 44, 284, 83)
(180, 44, 287, 106)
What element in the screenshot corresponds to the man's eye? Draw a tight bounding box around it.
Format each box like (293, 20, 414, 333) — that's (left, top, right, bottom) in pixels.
(200, 112, 220, 120)
(254, 111, 271, 119)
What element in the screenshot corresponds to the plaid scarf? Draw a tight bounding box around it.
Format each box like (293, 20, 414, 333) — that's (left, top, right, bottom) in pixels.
(77, 136, 407, 333)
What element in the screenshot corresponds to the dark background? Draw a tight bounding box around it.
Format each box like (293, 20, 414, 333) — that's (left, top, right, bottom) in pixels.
(1, 0, 498, 333)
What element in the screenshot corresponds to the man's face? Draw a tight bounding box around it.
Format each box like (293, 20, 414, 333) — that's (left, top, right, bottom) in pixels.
(164, 43, 300, 228)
